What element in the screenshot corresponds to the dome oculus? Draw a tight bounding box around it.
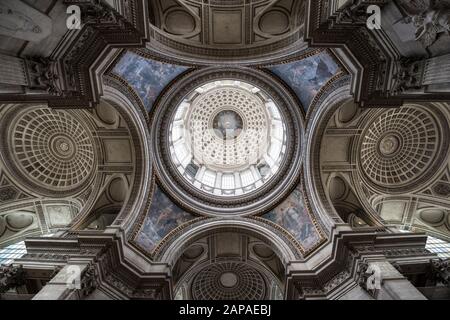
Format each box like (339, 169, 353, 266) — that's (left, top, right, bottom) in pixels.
(212, 110, 243, 140)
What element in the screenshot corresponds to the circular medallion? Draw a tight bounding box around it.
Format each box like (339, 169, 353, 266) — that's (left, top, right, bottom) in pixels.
(378, 134, 401, 156)
(50, 135, 76, 159)
(219, 272, 239, 288)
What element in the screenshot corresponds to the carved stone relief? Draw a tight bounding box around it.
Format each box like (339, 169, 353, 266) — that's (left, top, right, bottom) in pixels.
(0, 0, 52, 42)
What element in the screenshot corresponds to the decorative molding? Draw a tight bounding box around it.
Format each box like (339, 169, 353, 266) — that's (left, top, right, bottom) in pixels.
(0, 265, 25, 294)
(305, 0, 450, 107)
(0, 0, 149, 108)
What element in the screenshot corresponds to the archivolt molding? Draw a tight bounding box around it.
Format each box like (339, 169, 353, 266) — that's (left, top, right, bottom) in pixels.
(157, 218, 300, 266)
(304, 75, 353, 232)
(85, 82, 153, 232)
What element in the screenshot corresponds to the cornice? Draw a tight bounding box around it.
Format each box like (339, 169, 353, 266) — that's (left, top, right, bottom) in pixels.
(305, 0, 450, 107)
(0, 0, 149, 109)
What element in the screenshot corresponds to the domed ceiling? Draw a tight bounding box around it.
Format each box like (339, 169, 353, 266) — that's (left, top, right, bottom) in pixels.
(167, 80, 287, 197)
(319, 100, 450, 241)
(1, 0, 450, 302)
(1, 107, 96, 195)
(0, 99, 139, 246)
(108, 47, 338, 259)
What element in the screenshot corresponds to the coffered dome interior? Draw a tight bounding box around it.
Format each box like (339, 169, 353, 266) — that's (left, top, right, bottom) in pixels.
(1, 0, 450, 302)
(169, 80, 287, 197)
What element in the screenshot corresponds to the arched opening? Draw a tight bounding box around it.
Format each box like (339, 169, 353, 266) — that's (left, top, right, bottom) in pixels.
(172, 231, 285, 300)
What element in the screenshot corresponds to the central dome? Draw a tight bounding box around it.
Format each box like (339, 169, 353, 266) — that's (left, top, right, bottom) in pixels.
(152, 68, 303, 216)
(169, 80, 287, 197)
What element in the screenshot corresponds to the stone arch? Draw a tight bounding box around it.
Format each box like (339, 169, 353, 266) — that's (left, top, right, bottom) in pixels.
(159, 219, 298, 267)
(150, 67, 304, 217)
(69, 82, 153, 233)
(303, 76, 354, 231)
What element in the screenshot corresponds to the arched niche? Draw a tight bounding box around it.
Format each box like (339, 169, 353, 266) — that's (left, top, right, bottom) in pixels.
(173, 231, 285, 300)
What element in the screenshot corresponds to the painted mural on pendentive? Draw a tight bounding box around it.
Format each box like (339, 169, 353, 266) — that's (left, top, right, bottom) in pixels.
(269, 50, 341, 111)
(135, 186, 195, 253)
(113, 51, 188, 111)
(262, 184, 323, 252)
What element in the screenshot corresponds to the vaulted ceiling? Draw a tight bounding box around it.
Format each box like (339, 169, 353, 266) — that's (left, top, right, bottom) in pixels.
(0, 0, 449, 301)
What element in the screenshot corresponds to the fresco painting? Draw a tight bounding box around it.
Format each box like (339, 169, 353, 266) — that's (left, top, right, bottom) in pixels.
(262, 184, 322, 252)
(269, 51, 341, 111)
(135, 186, 195, 253)
(113, 51, 188, 111)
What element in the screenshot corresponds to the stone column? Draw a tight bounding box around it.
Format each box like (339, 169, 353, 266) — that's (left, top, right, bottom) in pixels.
(0, 54, 29, 86)
(0, 54, 62, 95)
(214, 172, 223, 195)
(33, 264, 97, 300)
(423, 54, 450, 92)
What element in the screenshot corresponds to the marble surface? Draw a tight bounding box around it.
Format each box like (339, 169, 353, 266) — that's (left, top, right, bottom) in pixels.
(269, 51, 341, 111)
(113, 51, 188, 111)
(262, 183, 323, 252)
(135, 186, 195, 253)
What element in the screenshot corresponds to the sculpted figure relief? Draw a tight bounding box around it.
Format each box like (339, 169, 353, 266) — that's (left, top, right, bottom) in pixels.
(0, 0, 52, 42)
(0, 3, 41, 34)
(399, 0, 450, 47)
(410, 8, 450, 47)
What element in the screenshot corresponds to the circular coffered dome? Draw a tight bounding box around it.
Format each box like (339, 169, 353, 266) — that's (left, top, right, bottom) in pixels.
(169, 80, 286, 197)
(152, 68, 303, 216)
(0, 106, 96, 196)
(191, 262, 267, 300)
(358, 105, 449, 192)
